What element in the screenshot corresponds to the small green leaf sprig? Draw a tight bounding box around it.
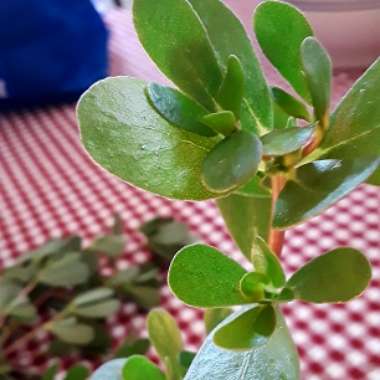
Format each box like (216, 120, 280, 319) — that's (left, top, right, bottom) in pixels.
(0, 216, 193, 379)
(77, 0, 380, 379)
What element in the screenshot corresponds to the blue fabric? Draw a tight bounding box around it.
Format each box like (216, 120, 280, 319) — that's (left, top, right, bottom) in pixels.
(0, 0, 108, 110)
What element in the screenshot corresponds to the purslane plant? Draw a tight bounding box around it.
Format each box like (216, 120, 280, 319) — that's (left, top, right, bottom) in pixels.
(77, 0, 380, 378)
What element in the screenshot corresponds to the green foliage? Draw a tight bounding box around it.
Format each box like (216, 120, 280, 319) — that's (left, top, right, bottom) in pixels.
(48, 318, 94, 346)
(261, 126, 315, 156)
(204, 308, 232, 333)
(271, 87, 310, 121)
(78, 77, 219, 201)
(114, 337, 150, 359)
(64, 365, 90, 380)
(168, 244, 248, 307)
(147, 84, 215, 137)
(287, 248, 371, 303)
(201, 111, 237, 137)
(254, 1, 313, 100)
(122, 355, 165, 380)
(185, 308, 300, 380)
(301, 37, 332, 126)
(202, 131, 262, 192)
(213, 305, 276, 350)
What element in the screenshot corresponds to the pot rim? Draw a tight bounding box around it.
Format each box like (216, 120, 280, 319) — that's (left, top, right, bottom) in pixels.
(286, 0, 380, 12)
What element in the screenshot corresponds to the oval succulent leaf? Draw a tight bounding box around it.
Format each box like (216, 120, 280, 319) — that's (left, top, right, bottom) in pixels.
(147, 309, 183, 361)
(185, 307, 299, 380)
(201, 111, 237, 137)
(147, 84, 215, 137)
(49, 318, 94, 346)
(287, 248, 371, 303)
(168, 244, 248, 307)
(271, 87, 310, 121)
(274, 157, 380, 228)
(202, 130, 263, 193)
(204, 308, 232, 334)
(213, 305, 276, 351)
(301, 37, 332, 126)
(261, 126, 315, 156)
(254, 0, 313, 101)
(235, 176, 271, 198)
(216, 55, 245, 118)
(133, 0, 222, 110)
(122, 355, 165, 380)
(217, 194, 272, 259)
(189, 0, 272, 131)
(252, 237, 286, 288)
(239, 272, 267, 301)
(78, 77, 221, 201)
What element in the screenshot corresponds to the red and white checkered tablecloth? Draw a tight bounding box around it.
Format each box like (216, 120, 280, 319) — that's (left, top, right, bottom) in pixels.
(1, 9, 380, 380)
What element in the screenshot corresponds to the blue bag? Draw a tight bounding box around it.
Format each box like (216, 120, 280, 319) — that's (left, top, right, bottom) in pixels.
(0, 0, 109, 110)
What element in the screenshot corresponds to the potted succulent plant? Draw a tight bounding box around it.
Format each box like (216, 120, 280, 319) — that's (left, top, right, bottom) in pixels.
(77, 0, 380, 378)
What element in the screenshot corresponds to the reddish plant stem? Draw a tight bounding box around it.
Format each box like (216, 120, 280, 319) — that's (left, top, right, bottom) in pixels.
(269, 176, 286, 257)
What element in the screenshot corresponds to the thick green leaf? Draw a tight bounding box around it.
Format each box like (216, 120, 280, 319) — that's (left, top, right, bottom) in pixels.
(87, 235, 126, 257)
(179, 351, 196, 372)
(262, 126, 315, 156)
(201, 111, 237, 137)
(239, 273, 266, 301)
(235, 176, 271, 198)
(189, 0, 272, 131)
(64, 365, 89, 380)
(202, 131, 262, 193)
(320, 58, 380, 150)
(287, 248, 371, 303)
(122, 356, 165, 380)
(78, 77, 220, 201)
(147, 309, 183, 360)
(204, 308, 232, 334)
(133, 0, 222, 110)
(38, 253, 89, 287)
(114, 338, 150, 359)
(216, 55, 244, 118)
(274, 158, 380, 228)
(217, 194, 272, 259)
(168, 244, 248, 307)
(301, 37, 332, 125)
(91, 359, 127, 380)
(213, 305, 276, 350)
(6, 296, 37, 321)
(74, 299, 120, 319)
(271, 87, 310, 121)
(125, 285, 160, 310)
(368, 168, 380, 186)
(49, 318, 94, 345)
(185, 307, 300, 380)
(73, 288, 114, 306)
(255, 1, 313, 100)
(147, 84, 215, 137)
(0, 282, 22, 313)
(252, 237, 286, 288)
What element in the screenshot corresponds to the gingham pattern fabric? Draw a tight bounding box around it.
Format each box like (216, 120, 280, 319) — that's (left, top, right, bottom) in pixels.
(0, 9, 379, 380)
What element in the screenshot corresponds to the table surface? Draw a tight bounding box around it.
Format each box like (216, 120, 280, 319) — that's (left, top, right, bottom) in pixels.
(1, 8, 380, 380)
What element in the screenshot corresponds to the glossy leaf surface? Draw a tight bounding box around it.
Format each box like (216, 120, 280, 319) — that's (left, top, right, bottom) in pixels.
(252, 237, 286, 288)
(185, 307, 300, 380)
(168, 244, 248, 307)
(235, 176, 271, 198)
(287, 248, 371, 303)
(301, 37, 332, 125)
(122, 356, 165, 380)
(147, 309, 183, 361)
(147, 84, 215, 137)
(217, 55, 244, 118)
(213, 305, 276, 350)
(78, 77, 220, 201)
(202, 131, 262, 193)
(201, 111, 237, 136)
(189, 0, 272, 131)
(271, 87, 310, 121)
(274, 158, 380, 228)
(133, 0, 222, 109)
(320, 59, 380, 150)
(255, 1, 313, 100)
(262, 126, 314, 156)
(217, 194, 272, 259)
